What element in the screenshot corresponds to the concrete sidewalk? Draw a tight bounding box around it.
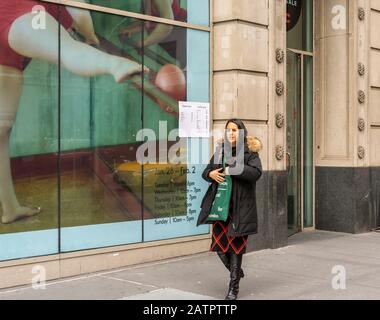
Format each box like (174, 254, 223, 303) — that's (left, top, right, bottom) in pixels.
(1, 230, 380, 300)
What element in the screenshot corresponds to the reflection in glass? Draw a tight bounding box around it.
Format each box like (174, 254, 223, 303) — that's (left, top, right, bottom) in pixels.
(0, 1, 62, 259)
(0, 60, 59, 236)
(286, 51, 302, 236)
(0, 1, 210, 260)
(140, 22, 187, 241)
(60, 8, 146, 249)
(90, 0, 188, 24)
(303, 55, 313, 228)
(287, 0, 313, 52)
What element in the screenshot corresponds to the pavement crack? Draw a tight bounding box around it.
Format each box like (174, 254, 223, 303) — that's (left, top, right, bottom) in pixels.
(98, 275, 159, 289)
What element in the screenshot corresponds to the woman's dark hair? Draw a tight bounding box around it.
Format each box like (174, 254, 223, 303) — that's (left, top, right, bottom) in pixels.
(224, 119, 248, 157)
(224, 118, 248, 145)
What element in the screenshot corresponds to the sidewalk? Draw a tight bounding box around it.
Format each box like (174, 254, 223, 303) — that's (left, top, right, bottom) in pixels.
(1, 230, 380, 300)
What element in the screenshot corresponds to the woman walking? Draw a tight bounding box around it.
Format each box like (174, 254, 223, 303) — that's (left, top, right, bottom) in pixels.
(197, 119, 262, 300)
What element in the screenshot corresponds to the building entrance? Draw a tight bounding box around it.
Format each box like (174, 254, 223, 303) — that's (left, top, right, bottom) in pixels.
(286, 0, 314, 235)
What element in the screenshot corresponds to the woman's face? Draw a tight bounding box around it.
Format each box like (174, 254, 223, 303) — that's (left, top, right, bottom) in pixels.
(226, 122, 239, 146)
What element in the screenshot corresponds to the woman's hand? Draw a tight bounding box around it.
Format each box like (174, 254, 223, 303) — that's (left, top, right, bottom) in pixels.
(209, 168, 225, 184)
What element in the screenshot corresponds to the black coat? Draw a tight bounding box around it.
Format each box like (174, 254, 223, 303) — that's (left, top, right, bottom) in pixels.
(197, 136, 263, 237)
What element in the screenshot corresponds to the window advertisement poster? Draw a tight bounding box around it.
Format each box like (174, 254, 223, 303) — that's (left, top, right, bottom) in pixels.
(0, 0, 210, 260)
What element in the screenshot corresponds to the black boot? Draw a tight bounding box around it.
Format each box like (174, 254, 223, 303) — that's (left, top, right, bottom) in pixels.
(217, 252, 230, 270)
(225, 253, 243, 300)
(217, 252, 244, 278)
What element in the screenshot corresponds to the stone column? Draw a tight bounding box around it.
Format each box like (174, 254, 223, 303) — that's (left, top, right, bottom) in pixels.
(315, 0, 376, 233)
(213, 0, 287, 249)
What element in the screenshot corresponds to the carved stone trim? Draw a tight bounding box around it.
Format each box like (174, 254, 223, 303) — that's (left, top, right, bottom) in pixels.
(276, 48, 284, 63)
(358, 63, 365, 76)
(358, 146, 365, 159)
(358, 118, 365, 132)
(275, 113, 284, 128)
(275, 145, 284, 161)
(276, 81, 284, 96)
(358, 90, 365, 104)
(358, 7, 365, 21)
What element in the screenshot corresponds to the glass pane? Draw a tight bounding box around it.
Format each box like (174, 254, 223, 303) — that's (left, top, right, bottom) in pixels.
(286, 51, 302, 236)
(287, 0, 313, 52)
(303, 55, 313, 228)
(0, 1, 60, 260)
(59, 8, 144, 251)
(186, 29, 210, 239)
(89, 0, 144, 15)
(87, 0, 210, 26)
(187, 0, 209, 26)
(141, 23, 209, 241)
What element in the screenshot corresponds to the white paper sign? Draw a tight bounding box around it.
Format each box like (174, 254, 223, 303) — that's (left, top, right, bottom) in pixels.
(179, 101, 210, 137)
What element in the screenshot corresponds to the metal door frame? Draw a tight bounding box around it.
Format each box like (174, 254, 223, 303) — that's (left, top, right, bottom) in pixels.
(286, 48, 314, 233)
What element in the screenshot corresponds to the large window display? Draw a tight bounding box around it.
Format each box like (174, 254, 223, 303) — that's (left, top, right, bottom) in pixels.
(0, 0, 209, 260)
(89, 0, 209, 27)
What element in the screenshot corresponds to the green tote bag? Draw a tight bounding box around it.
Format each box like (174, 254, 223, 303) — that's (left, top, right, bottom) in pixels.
(206, 157, 232, 222)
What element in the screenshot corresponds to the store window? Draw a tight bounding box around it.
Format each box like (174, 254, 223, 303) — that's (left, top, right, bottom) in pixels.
(287, 0, 313, 52)
(0, 0, 209, 260)
(88, 0, 209, 26)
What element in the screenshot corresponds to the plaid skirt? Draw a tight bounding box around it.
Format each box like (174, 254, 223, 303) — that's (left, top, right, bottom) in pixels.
(210, 200, 248, 254)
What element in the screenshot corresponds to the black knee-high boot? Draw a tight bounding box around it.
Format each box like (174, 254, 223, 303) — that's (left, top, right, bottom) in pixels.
(217, 252, 244, 278)
(217, 252, 230, 270)
(225, 253, 243, 300)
